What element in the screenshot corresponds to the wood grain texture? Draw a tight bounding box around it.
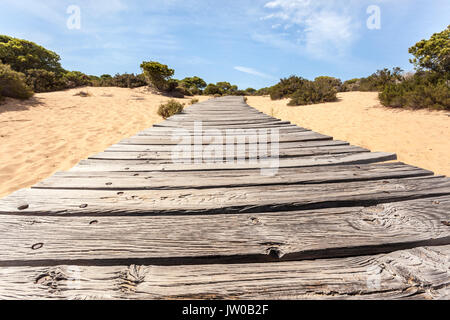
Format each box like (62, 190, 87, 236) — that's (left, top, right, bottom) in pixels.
(70, 152, 397, 172)
(1, 176, 449, 216)
(0, 95, 448, 300)
(89, 146, 368, 161)
(119, 131, 332, 145)
(105, 139, 350, 152)
(0, 196, 448, 266)
(35, 163, 433, 190)
(0, 245, 447, 300)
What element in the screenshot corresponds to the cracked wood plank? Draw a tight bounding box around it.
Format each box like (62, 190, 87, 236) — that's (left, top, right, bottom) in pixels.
(88, 146, 368, 161)
(69, 152, 397, 172)
(0, 196, 448, 266)
(34, 163, 433, 190)
(0, 177, 449, 216)
(0, 245, 447, 300)
(105, 140, 350, 152)
(119, 131, 332, 145)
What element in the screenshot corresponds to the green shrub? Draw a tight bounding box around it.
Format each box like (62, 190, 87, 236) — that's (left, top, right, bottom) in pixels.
(189, 98, 199, 105)
(179, 76, 207, 93)
(0, 63, 33, 99)
(204, 84, 221, 95)
(63, 71, 90, 88)
(287, 80, 338, 106)
(344, 68, 404, 92)
(342, 78, 360, 92)
(25, 69, 65, 92)
(110, 73, 146, 88)
(255, 87, 270, 96)
(270, 76, 308, 100)
(140, 61, 174, 91)
(245, 88, 257, 95)
(315, 76, 342, 92)
(380, 72, 450, 110)
(158, 99, 185, 119)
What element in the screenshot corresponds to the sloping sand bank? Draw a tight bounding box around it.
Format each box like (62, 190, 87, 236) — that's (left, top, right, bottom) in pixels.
(0, 87, 208, 198)
(247, 92, 449, 177)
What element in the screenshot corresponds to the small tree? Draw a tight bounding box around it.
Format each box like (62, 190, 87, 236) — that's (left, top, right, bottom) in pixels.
(409, 25, 450, 74)
(180, 76, 207, 91)
(245, 88, 257, 95)
(140, 61, 175, 91)
(204, 83, 221, 95)
(216, 81, 232, 94)
(0, 35, 63, 74)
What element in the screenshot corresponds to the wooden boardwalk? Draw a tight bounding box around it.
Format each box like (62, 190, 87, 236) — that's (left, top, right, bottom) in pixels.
(0, 96, 448, 299)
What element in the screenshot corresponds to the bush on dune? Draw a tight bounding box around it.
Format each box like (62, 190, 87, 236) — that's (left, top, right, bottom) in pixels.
(63, 71, 91, 88)
(344, 68, 404, 92)
(110, 73, 146, 88)
(179, 76, 207, 94)
(140, 61, 175, 91)
(0, 35, 63, 74)
(25, 69, 66, 92)
(0, 62, 33, 99)
(269, 76, 308, 100)
(204, 83, 221, 95)
(288, 79, 338, 106)
(380, 25, 450, 110)
(268, 75, 338, 106)
(158, 99, 185, 119)
(380, 72, 450, 110)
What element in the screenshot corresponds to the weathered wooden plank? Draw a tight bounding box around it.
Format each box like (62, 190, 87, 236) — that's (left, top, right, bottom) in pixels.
(138, 126, 311, 135)
(89, 146, 368, 161)
(163, 118, 283, 125)
(33, 163, 433, 190)
(1, 176, 448, 216)
(0, 196, 448, 265)
(0, 245, 448, 299)
(167, 115, 275, 122)
(106, 140, 349, 152)
(70, 152, 397, 172)
(154, 122, 295, 129)
(119, 131, 333, 145)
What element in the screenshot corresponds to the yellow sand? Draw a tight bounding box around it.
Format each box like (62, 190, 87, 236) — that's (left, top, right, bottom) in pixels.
(0, 87, 209, 198)
(247, 92, 450, 177)
(1, 89, 448, 198)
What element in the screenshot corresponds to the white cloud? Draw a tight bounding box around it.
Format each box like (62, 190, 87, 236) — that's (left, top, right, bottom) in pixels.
(234, 66, 275, 79)
(261, 0, 360, 59)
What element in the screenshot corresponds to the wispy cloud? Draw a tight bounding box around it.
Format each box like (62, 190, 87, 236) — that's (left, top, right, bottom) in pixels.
(260, 0, 361, 59)
(234, 66, 275, 79)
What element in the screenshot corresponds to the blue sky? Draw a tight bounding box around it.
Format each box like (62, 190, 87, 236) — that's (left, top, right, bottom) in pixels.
(1, 0, 449, 89)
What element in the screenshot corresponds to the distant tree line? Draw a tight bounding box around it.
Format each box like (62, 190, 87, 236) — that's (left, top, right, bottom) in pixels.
(1, 25, 448, 110)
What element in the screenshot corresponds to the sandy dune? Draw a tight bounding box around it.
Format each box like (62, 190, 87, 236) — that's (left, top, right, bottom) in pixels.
(247, 92, 450, 177)
(1, 89, 448, 198)
(0, 87, 209, 198)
